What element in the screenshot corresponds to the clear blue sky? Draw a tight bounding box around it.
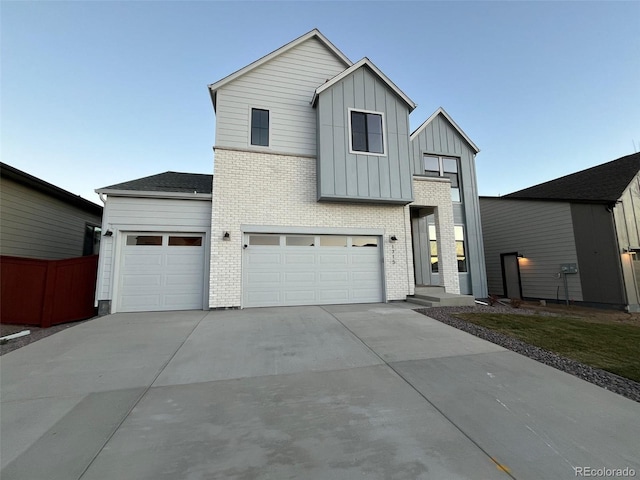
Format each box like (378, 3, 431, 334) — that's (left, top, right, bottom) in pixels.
(3, 1, 639, 205)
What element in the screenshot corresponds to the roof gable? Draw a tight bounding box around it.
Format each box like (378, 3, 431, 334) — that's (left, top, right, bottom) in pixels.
(312, 57, 417, 112)
(96, 171, 213, 196)
(505, 152, 640, 203)
(208, 29, 352, 109)
(410, 107, 479, 153)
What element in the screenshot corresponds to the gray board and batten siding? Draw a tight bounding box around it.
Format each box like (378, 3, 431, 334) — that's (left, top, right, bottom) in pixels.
(410, 112, 487, 298)
(0, 173, 102, 260)
(614, 171, 640, 309)
(316, 65, 414, 204)
(479, 197, 583, 302)
(213, 37, 348, 157)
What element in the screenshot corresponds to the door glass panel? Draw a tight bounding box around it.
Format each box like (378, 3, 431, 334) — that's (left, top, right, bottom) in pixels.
(352, 236, 378, 247)
(169, 236, 202, 246)
(286, 236, 315, 246)
(127, 235, 162, 246)
(319, 235, 347, 247)
(249, 235, 280, 246)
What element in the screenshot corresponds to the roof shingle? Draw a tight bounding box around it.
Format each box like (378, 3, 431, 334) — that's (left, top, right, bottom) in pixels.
(505, 152, 640, 203)
(98, 172, 213, 194)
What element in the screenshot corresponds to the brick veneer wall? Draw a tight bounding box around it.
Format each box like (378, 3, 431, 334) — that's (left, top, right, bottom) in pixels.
(209, 148, 458, 307)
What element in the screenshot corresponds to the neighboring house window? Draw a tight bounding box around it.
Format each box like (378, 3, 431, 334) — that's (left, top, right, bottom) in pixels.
(428, 224, 467, 273)
(424, 155, 461, 202)
(349, 109, 384, 155)
(250, 108, 269, 146)
(83, 224, 101, 256)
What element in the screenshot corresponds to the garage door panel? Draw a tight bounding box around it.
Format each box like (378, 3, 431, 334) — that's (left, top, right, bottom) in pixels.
(165, 274, 202, 287)
(119, 295, 162, 310)
(243, 233, 382, 307)
(246, 253, 281, 265)
(163, 293, 203, 309)
(121, 274, 162, 287)
(283, 271, 316, 284)
(121, 254, 163, 267)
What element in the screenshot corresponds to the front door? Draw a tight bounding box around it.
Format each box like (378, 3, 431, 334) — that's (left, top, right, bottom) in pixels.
(501, 253, 522, 299)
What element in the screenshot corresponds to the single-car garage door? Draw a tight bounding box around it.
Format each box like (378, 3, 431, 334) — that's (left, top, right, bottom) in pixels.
(117, 233, 205, 312)
(243, 234, 383, 307)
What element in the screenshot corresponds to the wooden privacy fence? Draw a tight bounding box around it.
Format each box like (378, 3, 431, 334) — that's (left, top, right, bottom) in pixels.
(1, 255, 98, 327)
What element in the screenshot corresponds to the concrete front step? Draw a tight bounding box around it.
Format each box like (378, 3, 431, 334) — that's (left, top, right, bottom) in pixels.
(407, 288, 476, 307)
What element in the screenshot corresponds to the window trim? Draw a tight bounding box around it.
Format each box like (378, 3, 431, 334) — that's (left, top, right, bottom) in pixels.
(348, 108, 387, 157)
(248, 106, 271, 148)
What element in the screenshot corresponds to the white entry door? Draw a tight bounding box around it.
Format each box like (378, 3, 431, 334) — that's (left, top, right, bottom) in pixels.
(243, 234, 383, 308)
(117, 233, 205, 312)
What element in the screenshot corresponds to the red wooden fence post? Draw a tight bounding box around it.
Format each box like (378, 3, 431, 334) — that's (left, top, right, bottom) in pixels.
(40, 261, 57, 328)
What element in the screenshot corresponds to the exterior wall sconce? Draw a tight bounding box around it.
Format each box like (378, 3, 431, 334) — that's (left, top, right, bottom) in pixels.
(517, 253, 524, 258)
(223, 231, 231, 241)
(390, 235, 398, 242)
(104, 230, 113, 237)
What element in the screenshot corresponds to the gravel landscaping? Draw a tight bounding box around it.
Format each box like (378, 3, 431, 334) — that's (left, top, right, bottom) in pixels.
(416, 305, 640, 403)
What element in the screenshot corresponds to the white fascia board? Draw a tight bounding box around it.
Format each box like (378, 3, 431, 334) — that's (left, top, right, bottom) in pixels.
(208, 29, 352, 98)
(410, 107, 480, 154)
(94, 189, 212, 201)
(312, 58, 417, 112)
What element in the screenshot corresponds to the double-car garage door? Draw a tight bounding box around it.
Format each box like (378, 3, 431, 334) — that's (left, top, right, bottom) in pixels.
(117, 233, 205, 312)
(243, 233, 383, 307)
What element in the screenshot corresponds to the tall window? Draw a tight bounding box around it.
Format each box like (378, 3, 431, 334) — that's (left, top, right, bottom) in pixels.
(424, 155, 461, 202)
(250, 108, 269, 146)
(428, 224, 467, 273)
(350, 110, 384, 154)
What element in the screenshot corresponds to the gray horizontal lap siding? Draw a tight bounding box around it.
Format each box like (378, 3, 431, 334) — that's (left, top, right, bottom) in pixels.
(214, 38, 347, 156)
(480, 198, 583, 301)
(0, 178, 101, 260)
(317, 66, 413, 203)
(410, 114, 487, 297)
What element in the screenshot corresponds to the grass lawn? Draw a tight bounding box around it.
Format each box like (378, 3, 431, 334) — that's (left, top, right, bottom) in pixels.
(456, 311, 640, 383)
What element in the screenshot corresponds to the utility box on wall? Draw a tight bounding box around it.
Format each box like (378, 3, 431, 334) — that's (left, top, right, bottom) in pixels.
(560, 263, 578, 274)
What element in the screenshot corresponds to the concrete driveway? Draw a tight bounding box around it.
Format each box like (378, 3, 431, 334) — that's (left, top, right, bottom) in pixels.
(1, 304, 639, 479)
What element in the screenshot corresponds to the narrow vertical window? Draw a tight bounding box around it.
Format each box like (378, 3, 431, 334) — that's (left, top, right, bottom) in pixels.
(251, 108, 269, 146)
(350, 110, 384, 154)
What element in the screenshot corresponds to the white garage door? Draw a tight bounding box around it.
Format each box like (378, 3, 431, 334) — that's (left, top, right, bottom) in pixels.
(117, 233, 205, 312)
(243, 234, 383, 307)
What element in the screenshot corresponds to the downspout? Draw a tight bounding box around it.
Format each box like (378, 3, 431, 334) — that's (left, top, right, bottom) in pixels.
(607, 201, 630, 311)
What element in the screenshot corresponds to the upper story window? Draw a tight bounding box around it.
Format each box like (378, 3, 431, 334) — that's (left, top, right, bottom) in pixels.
(250, 108, 269, 146)
(349, 109, 385, 155)
(424, 155, 461, 202)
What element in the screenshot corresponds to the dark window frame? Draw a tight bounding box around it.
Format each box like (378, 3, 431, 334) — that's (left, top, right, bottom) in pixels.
(349, 109, 385, 155)
(250, 108, 269, 147)
(423, 155, 462, 202)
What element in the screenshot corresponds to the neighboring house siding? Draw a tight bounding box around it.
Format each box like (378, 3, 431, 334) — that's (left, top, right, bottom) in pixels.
(316, 66, 413, 203)
(480, 198, 582, 301)
(0, 177, 101, 260)
(614, 172, 640, 249)
(571, 203, 625, 305)
(410, 114, 487, 298)
(214, 37, 347, 156)
(95, 197, 211, 303)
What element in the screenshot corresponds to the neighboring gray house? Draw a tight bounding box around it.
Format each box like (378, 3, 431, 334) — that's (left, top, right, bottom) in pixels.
(0, 162, 103, 260)
(95, 29, 487, 313)
(480, 152, 640, 311)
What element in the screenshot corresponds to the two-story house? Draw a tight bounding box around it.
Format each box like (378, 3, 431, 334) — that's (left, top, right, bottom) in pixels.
(94, 29, 487, 313)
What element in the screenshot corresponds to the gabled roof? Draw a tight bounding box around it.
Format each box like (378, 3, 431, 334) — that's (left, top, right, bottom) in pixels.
(311, 57, 417, 112)
(1, 162, 102, 215)
(505, 152, 640, 203)
(207, 29, 352, 109)
(96, 171, 213, 197)
(410, 107, 480, 154)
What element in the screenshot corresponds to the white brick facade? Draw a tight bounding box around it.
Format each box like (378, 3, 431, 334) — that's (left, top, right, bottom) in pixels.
(209, 148, 458, 308)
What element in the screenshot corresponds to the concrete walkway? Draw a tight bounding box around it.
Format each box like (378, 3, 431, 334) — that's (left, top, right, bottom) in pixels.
(1, 304, 638, 479)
